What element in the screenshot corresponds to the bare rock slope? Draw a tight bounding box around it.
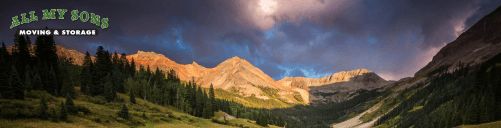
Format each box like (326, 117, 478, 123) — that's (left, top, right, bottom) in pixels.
(415, 6, 501, 77)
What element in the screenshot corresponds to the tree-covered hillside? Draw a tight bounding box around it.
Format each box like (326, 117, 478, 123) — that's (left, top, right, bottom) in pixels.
(0, 30, 287, 128)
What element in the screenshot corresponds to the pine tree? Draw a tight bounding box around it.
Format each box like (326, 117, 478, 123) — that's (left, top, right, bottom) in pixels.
(0, 55, 12, 99)
(464, 96, 479, 124)
(65, 93, 76, 115)
(59, 101, 68, 121)
(48, 65, 58, 96)
(13, 34, 31, 83)
(120, 53, 128, 72)
(119, 103, 129, 120)
(35, 27, 59, 86)
(203, 99, 213, 119)
(236, 108, 240, 118)
(104, 74, 115, 102)
(209, 83, 216, 113)
(32, 71, 43, 91)
(24, 65, 33, 92)
(0, 42, 8, 58)
(80, 51, 93, 94)
(130, 58, 136, 77)
(130, 89, 136, 104)
(480, 92, 495, 123)
(51, 107, 58, 122)
(113, 66, 124, 93)
(497, 100, 501, 120)
(10, 65, 24, 100)
(60, 63, 75, 98)
(39, 95, 49, 119)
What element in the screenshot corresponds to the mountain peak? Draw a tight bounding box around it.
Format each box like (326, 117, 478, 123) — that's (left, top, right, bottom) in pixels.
(229, 56, 242, 61)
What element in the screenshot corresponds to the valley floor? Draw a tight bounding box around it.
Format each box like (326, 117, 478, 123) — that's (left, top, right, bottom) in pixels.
(331, 103, 381, 128)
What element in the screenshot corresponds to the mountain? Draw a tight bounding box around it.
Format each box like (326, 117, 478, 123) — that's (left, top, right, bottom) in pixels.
(7, 44, 394, 105)
(279, 69, 394, 103)
(278, 69, 375, 89)
(330, 6, 501, 128)
(415, 6, 501, 77)
(125, 52, 303, 104)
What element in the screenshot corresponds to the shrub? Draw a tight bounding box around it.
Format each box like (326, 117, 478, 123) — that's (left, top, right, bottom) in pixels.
(93, 117, 102, 123)
(168, 114, 176, 118)
(75, 105, 92, 114)
(242, 125, 251, 128)
(211, 117, 226, 124)
(160, 117, 172, 122)
(17, 108, 34, 118)
(1, 108, 17, 119)
(85, 96, 106, 105)
(25, 90, 45, 99)
(130, 92, 136, 104)
(0, 99, 12, 105)
(142, 111, 147, 119)
(11, 100, 28, 109)
(77, 112, 85, 117)
(150, 106, 161, 112)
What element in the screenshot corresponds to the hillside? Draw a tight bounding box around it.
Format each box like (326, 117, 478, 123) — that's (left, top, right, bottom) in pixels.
(415, 5, 501, 77)
(0, 87, 282, 128)
(335, 5, 501, 128)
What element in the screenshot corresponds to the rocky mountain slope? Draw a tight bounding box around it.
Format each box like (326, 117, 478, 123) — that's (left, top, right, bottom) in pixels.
(125, 52, 302, 103)
(415, 6, 501, 77)
(279, 69, 394, 103)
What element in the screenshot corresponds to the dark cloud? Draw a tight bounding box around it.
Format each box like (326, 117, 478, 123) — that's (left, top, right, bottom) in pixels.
(256, 61, 286, 80)
(289, 69, 306, 77)
(1, 0, 500, 81)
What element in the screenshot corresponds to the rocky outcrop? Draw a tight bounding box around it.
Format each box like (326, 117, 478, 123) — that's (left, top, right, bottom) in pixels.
(278, 69, 374, 90)
(284, 69, 394, 103)
(415, 5, 501, 77)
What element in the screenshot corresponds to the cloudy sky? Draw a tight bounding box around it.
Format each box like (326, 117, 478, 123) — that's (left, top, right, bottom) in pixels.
(1, 0, 500, 80)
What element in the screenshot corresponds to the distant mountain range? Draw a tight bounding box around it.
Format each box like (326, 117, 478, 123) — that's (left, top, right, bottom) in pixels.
(7, 44, 395, 106)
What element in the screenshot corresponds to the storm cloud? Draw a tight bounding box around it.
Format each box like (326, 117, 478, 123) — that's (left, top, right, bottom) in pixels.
(1, 0, 500, 80)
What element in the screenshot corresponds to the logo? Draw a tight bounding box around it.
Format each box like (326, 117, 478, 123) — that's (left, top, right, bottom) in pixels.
(10, 9, 109, 36)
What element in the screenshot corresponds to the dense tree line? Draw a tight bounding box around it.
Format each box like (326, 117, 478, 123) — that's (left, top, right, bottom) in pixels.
(265, 88, 388, 128)
(0, 27, 75, 100)
(0, 28, 234, 121)
(374, 53, 501, 128)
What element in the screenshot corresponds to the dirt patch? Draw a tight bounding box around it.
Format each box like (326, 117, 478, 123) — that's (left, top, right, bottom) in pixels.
(331, 103, 381, 128)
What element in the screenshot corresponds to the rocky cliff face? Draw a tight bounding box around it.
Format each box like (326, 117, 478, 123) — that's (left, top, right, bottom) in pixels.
(280, 69, 394, 103)
(415, 6, 501, 77)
